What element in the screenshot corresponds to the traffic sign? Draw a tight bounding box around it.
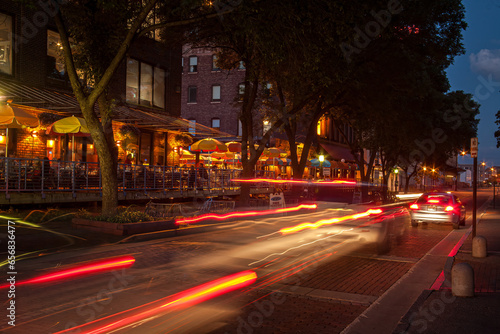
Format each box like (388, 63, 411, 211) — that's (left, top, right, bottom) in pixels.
(471, 137, 478, 158)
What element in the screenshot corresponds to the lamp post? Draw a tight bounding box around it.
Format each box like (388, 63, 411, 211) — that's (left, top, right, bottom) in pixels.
(393, 167, 399, 193)
(319, 154, 324, 180)
(422, 166, 426, 191)
(431, 168, 436, 189)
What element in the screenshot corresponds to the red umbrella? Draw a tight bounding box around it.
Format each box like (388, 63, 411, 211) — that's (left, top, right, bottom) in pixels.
(226, 141, 242, 152)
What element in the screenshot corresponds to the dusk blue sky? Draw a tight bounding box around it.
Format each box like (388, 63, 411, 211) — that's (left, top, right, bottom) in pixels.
(446, 0, 500, 167)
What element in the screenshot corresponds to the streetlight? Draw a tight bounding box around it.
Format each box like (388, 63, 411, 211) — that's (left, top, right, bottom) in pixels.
(319, 154, 324, 180)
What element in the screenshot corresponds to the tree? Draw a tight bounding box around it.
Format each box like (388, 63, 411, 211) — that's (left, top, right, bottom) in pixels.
(39, 0, 227, 215)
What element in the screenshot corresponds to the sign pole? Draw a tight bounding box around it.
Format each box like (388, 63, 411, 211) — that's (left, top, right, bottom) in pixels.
(472, 156, 477, 238)
(493, 180, 496, 209)
(471, 137, 478, 238)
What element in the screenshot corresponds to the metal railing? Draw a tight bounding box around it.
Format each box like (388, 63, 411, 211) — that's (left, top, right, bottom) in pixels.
(0, 157, 276, 196)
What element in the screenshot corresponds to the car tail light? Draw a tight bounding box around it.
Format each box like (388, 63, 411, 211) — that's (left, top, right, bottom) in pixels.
(410, 204, 419, 210)
(445, 206, 455, 212)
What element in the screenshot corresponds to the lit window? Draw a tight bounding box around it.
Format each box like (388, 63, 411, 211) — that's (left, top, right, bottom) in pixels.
(317, 120, 321, 135)
(263, 120, 271, 135)
(140, 63, 153, 106)
(189, 56, 198, 72)
(126, 58, 166, 108)
(126, 59, 139, 103)
(212, 54, 220, 71)
(212, 85, 221, 101)
(0, 13, 13, 75)
(238, 83, 245, 101)
(188, 119, 196, 135)
(188, 86, 197, 103)
(238, 61, 245, 70)
(238, 120, 242, 136)
(47, 30, 65, 79)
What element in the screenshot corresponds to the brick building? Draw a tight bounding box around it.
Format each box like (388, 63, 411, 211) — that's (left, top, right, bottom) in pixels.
(181, 46, 245, 138)
(0, 1, 217, 165)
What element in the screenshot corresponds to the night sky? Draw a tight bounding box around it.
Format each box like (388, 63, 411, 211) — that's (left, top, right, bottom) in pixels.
(446, 0, 500, 167)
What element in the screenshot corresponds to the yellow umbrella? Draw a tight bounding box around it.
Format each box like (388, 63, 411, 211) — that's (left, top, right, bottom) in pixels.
(46, 116, 90, 161)
(0, 104, 40, 157)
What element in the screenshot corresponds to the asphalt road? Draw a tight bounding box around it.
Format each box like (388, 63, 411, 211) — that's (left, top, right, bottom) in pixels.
(0, 188, 491, 334)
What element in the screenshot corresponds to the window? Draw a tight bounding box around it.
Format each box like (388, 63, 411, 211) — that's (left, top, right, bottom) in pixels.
(188, 86, 197, 103)
(238, 120, 242, 137)
(212, 54, 220, 71)
(47, 30, 65, 79)
(238, 83, 245, 101)
(263, 82, 272, 97)
(126, 59, 139, 103)
(188, 119, 196, 135)
(0, 13, 13, 75)
(263, 120, 271, 136)
(238, 60, 245, 70)
(212, 118, 220, 131)
(153, 67, 165, 108)
(212, 85, 221, 101)
(140, 62, 153, 106)
(189, 56, 198, 72)
(126, 58, 166, 108)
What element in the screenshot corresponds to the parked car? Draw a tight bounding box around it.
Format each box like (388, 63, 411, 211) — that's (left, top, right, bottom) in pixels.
(409, 192, 466, 229)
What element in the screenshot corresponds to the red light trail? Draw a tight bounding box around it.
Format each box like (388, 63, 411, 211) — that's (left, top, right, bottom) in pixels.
(176, 204, 317, 225)
(0, 255, 135, 289)
(55, 270, 257, 334)
(231, 178, 356, 185)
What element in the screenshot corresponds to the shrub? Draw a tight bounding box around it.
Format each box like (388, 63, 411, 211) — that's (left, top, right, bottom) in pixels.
(75, 207, 154, 224)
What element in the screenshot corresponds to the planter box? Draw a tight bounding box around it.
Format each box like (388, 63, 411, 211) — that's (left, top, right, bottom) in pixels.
(72, 218, 177, 236)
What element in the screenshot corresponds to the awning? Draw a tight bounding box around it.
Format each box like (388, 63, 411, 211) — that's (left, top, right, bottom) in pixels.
(319, 142, 357, 163)
(0, 78, 233, 137)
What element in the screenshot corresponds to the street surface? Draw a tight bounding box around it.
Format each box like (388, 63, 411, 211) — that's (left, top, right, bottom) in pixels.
(0, 188, 491, 334)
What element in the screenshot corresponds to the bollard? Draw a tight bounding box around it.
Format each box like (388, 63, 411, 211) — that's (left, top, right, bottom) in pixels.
(452, 262, 474, 297)
(472, 236, 487, 258)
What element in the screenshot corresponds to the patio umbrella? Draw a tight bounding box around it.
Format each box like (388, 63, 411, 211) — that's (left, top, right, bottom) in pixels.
(263, 147, 287, 158)
(226, 141, 242, 152)
(190, 138, 227, 166)
(0, 104, 40, 157)
(46, 115, 90, 161)
(211, 151, 235, 159)
(309, 158, 331, 168)
(191, 138, 227, 152)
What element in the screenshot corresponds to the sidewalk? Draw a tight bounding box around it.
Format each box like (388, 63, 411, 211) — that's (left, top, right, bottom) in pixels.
(395, 204, 500, 334)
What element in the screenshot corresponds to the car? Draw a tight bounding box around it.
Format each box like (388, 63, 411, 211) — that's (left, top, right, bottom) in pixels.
(312, 203, 410, 254)
(409, 192, 466, 229)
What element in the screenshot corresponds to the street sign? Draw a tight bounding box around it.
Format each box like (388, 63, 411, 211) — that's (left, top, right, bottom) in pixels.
(269, 192, 285, 209)
(471, 137, 478, 158)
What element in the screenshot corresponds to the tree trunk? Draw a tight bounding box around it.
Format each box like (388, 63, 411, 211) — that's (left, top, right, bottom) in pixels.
(238, 163, 254, 207)
(83, 103, 118, 216)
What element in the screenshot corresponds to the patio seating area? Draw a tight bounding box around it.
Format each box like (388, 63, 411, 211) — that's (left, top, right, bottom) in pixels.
(0, 157, 276, 205)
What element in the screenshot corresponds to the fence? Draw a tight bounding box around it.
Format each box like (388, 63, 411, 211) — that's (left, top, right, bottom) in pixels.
(0, 157, 276, 196)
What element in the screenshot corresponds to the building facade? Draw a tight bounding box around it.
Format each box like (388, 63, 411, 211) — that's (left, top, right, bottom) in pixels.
(0, 1, 201, 166)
